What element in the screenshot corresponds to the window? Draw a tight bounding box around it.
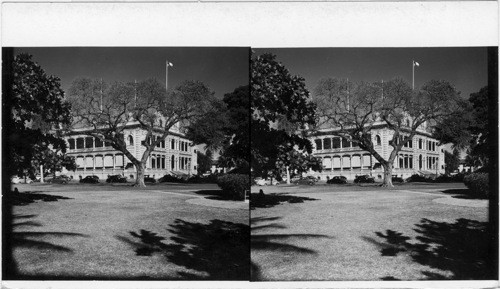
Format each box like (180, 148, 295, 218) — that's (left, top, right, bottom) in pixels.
(418, 139, 422, 149)
(115, 154, 124, 168)
(375, 135, 381, 146)
(128, 135, 134, 146)
(332, 137, 341, 149)
(323, 138, 331, 150)
(76, 137, 84, 149)
(68, 139, 75, 150)
(322, 157, 332, 171)
(95, 137, 103, 147)
(342, 156, 351, 168)
(85, 137, 94, 149)
(315, 139, 322, 150)
(171, 155, 175, 170)
(351, 155, 361, 168)
(171, 139, 175, 150)
(341, 138, 350, 148)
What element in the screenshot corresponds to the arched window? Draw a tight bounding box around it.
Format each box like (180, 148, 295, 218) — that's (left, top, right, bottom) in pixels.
(128, 135, 134, 146)
(375, 135, 381, 146)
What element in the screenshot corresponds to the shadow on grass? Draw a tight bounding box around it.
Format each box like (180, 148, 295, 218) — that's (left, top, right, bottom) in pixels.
(193, 189, 237, 201)
(6, 190, 72, 206)
(5, 214, 89, 280)
(365, 218, 495, 280)
(117, 219, 250, 280)
(441, 189, 488, 200)
(250, 193, 318, 210)
(251, 216, 332, 280)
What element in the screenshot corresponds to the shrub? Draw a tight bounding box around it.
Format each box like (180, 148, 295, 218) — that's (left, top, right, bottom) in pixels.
(187, 174, 218, 184)
(434, 173, 467, 183)
(463, 173, 489, 199)
(158, 174, 185, 183)
(216, 174, 250, 200)
(406, 174, 431, 183)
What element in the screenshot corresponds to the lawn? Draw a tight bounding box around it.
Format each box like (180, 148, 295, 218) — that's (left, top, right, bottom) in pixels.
(5, 182, 249, 280)
(251, 183, 494, 281)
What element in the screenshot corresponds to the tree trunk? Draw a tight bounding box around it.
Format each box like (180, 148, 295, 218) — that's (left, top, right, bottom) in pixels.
(134, 163, 146, 187)
(382, 162, 394, 187)
(286, 166, 290, 185)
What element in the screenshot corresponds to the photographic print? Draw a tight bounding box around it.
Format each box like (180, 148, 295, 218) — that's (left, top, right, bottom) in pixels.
(2, 47, 250, 280)
(250, 47, 497, 281)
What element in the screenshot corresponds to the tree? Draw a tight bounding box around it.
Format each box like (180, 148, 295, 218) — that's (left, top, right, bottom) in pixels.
(196, 150, 213, 175)
(444, 149, 461, 174)
(275, 143, 322, 184)
(3, 52, 72, 278)
(67, 78, 218, 187)
(433, 86, 490, 168)
(186, 85, 250, 171)
(313, 77, 462, 187)
(6, 53, 72, 178)
(251, 53, 317, 178)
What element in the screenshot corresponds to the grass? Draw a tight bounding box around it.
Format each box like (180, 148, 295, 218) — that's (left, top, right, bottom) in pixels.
(251, 183, 493, 281)
(6, 183, 249, 280)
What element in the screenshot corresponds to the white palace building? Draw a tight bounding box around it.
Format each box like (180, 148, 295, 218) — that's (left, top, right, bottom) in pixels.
(61, 122, 198, 180)
(309, 123, 445, 181)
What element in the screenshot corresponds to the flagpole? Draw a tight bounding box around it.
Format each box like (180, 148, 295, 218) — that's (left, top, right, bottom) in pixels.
(412, 60, 414, 90)
(100, 78, 103, 111)
(134, 79, 137, 108)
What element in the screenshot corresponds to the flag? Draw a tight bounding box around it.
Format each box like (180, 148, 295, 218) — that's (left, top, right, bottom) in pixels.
(414, 61, 419, 67)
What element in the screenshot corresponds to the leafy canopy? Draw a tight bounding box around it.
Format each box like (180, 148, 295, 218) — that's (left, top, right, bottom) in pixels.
(7, 53, 72, 177)
(251, 53, 318, 177)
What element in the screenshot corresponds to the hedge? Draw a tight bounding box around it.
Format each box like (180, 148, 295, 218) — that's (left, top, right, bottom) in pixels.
(463, 173, 489, 199)
(216, 174, 250, 200)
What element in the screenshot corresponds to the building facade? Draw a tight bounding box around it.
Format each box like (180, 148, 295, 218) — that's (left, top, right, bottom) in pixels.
(309, 125, 445, 181)
(62, 123, 197, 181)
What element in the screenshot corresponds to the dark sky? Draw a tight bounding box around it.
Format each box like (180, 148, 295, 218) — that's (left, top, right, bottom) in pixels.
(13, 47, 249, 98)
(255, 47, 488, 98)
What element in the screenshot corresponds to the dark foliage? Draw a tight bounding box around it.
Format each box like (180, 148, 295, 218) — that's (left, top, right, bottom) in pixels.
(216, 174, 249, 200)
(372, 218, 495, 280)
(6, 53, 72, 178)
(250, 193, 318, 210)
(463, 173, 489, 199)
(251, 53, 317, 178)
(120, 219, 249, 280)
(5, 189, 72, 206)
(406, 174, 432, 183)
